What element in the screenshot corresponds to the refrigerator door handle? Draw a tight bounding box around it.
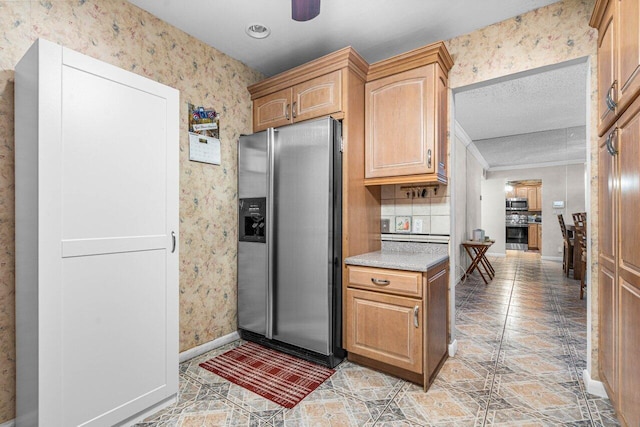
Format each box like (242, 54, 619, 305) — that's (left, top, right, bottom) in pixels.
(266, 128, 275, 339)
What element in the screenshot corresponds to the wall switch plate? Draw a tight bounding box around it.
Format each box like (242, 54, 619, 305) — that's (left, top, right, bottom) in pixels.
(412, 218, 423, 234)
(381, 218, 390, 233)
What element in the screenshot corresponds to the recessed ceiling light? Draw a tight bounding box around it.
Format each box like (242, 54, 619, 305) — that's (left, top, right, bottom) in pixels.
(246, 24, 271, 39)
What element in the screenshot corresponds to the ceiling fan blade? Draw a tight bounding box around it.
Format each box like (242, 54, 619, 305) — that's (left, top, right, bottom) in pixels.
(292, 0, 321, 21)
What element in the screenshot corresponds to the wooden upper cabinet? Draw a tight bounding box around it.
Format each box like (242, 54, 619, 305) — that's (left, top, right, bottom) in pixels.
(592, 0, 640, 135)
(596, 0, 617, 136)
(248, 49, 366, 133)
(253, 88, 293, 131)
(293, 70, 341, 122)
(364, 42, 453, 186)
(617, 0, 640, 114)
(252, 72, 341, 132)
(365, 66, 435, 179)
(515, 186, 528, 199)
(536, 186, 542, 210)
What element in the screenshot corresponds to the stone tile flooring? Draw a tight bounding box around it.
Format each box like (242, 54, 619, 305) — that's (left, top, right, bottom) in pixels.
(137, 251, 620, 426)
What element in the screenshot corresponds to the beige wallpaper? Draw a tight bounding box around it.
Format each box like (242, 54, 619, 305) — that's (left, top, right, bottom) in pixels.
(0, 0, 263, 422)
(445, 0, 599, 375)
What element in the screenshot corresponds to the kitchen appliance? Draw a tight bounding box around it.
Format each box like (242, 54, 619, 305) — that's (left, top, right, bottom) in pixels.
(237, 117, 344, 368)
(506, 214, 528, 250)
(506, 197, 528, 211)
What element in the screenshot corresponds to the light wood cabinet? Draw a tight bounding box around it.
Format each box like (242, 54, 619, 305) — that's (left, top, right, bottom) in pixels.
(528, 224, 538, 250)
(345, 260, 449, 390)
(363, 42, 453, 186)
(346, 288, 423, 373)
(527, 187, 538, 211)
(252, 70, 342, 132)
(536, 186, 542, 210)
(592, 86, 640, 427)
(515, 186, 528, 198)
(592, 0, 640, 136)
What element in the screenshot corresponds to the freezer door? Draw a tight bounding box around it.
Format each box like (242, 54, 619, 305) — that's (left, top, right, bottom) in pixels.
(271, 118, 337, 355)
(237, 132, 269, 335)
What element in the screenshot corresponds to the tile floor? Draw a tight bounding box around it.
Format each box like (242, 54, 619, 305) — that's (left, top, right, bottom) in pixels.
(137, 251, 619, 426)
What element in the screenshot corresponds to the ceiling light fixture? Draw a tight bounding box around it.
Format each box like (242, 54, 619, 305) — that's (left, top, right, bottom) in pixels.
(292, 0, 320, 21)
(245, 23, 271, 39)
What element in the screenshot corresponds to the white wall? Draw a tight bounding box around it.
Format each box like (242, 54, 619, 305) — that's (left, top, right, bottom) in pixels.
(482, 164, 586, 258)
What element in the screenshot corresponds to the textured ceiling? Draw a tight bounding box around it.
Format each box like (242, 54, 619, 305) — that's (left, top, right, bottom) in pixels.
(455, 60, 588, 170)
(474, 126, 586, 169)
(127, 0, 560, 76)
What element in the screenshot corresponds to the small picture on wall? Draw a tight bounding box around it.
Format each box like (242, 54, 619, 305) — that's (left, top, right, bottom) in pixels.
(395, 216, 411, 233)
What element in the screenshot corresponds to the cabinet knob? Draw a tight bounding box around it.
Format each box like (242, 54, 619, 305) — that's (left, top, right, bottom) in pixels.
(413, 305, 420, 328)
(292, 101, 297, 118)
(285, 104, 290, 120)
(427, 149, 432, 168)
(371, 278, 390, 286)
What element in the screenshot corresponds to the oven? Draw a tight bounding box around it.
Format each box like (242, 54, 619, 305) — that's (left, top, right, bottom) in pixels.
(506, 224, 528, 250)
(506, 198, 528, 211)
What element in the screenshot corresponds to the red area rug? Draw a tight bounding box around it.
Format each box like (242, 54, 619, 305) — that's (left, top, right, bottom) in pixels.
(199, 341, 335, 408)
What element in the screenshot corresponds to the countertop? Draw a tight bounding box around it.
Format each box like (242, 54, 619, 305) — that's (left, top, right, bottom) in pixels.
(344, 241, 449, 272)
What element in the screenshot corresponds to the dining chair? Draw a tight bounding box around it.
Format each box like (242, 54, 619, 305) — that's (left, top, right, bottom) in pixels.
(557, 214, 574, 277)
(572, 212, 587, 299)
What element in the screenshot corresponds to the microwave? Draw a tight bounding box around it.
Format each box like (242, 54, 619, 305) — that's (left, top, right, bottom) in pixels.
(506, 198, 528, 211)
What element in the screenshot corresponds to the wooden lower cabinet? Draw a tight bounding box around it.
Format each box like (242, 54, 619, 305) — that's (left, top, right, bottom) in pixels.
(528, 224, 538, 250)
(618, 281, 640, 426)
(345, 260, 449, 390)
(346, 288, 423, 373)
(596, 91, 640, 426)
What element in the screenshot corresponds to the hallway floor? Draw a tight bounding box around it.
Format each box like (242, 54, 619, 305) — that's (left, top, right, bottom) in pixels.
(138, 252, 619, 426)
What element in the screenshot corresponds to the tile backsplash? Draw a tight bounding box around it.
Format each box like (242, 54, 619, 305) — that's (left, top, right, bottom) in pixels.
(381, 184, 451, 235)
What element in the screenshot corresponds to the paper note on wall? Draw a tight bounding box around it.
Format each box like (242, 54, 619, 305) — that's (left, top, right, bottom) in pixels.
(189, 132, 221, 165)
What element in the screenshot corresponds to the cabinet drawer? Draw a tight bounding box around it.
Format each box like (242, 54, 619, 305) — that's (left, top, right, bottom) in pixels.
(348, 266, 422, 297)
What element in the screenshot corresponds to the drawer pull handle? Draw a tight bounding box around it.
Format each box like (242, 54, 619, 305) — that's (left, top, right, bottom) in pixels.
(413, 306, 420, 328)
(371, 278, 390, 286)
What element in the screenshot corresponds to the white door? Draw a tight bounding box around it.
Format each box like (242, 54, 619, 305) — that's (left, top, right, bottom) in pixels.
(57, 47, 178, 426)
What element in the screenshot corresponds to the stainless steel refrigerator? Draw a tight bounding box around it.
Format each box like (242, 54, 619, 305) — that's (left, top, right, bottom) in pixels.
(237, 117, 344, 368)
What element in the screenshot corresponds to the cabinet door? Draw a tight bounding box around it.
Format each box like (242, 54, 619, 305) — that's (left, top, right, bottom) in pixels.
(435, 64, 448, 180)
(527, 187, 538, 210)
(365, 65, 436, 179)
(528, 224, 538, 249)
(617, 0, 640, 113)
(425, 264, 448, 383)
(597, 0, 617, 136)
(617, 99, 640, 425)
(515, 186, 528, 198)
(618, 280, 640, 426)
(293, 70, 341, 122)
(346, 288, 423, 373)
(598, 130, 617, 398)
(253, 88, 292, 132)
(536, 186, 542, 210)
(537, 224, 542, 249)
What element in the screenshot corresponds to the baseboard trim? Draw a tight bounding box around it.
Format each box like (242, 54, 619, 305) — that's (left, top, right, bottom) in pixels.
(0, 419, 15, 427)
(119, 394, 177, 426)
(582, 369, 608, 398)
(541, 256, 563, 262)
(179, 331, 240, 363)
(448, 339, 458, 357)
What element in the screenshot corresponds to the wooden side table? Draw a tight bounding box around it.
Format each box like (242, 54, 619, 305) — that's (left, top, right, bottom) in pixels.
(462, 240, 495, 284)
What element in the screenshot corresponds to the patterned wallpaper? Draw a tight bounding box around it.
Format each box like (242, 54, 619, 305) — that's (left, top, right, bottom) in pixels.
(445, 0, 599, 376)
(0, 0, 263, 422)
(0, 0, 601, 423)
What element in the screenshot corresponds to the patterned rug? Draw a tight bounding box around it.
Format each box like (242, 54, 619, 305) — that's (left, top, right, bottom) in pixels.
(199, 341, 335, 408)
